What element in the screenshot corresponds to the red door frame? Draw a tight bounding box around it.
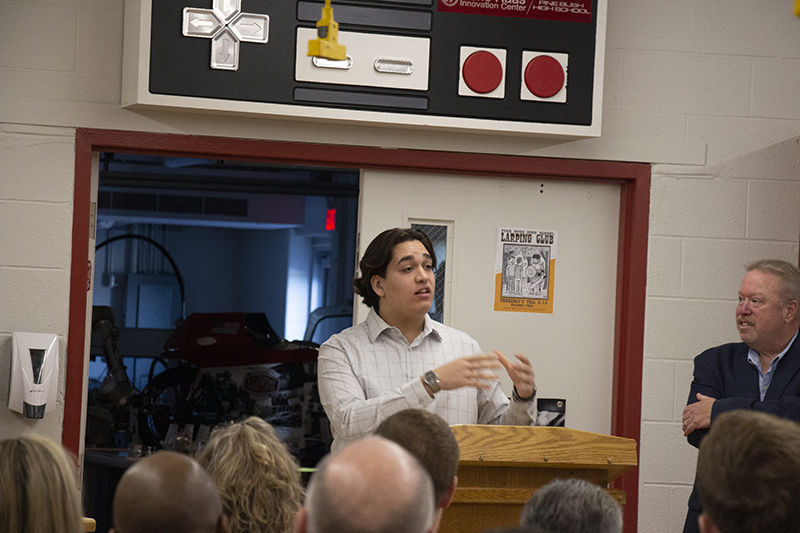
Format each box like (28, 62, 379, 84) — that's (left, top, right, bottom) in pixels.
(68, 128, 649, 532)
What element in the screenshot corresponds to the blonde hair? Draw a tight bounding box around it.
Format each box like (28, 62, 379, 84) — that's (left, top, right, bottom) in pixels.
(196, 417, 304, 533)
(0, 434, 84, 533)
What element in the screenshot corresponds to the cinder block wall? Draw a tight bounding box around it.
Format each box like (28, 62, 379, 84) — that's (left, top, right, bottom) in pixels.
(614, 3, 800, 531)
(2, 1, 800, 531)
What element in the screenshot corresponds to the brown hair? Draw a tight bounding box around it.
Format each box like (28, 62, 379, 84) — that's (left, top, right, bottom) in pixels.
(697, 410, 800, 533)
(374, 409, 458, 507)
(353, 228, 436, 311)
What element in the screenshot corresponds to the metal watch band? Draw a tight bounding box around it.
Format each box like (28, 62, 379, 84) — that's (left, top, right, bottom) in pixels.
(423, 370, 441, 393)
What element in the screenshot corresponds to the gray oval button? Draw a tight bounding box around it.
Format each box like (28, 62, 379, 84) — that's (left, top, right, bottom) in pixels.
(374, 58, 414, 75)
(312, 56, 353, 70)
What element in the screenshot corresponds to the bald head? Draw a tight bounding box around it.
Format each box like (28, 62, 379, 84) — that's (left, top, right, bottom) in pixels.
(301, 436, 435, 533)
(113, 451, 228, 533)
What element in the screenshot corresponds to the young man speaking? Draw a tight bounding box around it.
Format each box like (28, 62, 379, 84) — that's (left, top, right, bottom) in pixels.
(318, 227, 539, 452)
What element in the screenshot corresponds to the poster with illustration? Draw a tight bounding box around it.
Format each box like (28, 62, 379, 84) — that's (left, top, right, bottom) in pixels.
(494, 228, 557, 313)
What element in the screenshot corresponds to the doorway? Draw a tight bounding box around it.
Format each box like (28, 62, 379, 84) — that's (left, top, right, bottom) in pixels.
(68, 128, 649, 532)
(85, 151, 359, 440)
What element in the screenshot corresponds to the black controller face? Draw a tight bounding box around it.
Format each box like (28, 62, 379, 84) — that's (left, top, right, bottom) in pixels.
(145, 0, 601, 132)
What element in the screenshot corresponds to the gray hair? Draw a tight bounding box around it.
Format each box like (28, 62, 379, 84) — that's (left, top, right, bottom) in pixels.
(746, 259, 800, 307)
(520, 478, 622, 533)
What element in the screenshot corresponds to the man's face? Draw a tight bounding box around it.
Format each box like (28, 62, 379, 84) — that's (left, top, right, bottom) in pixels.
(372, 240, 434, 322)
(736, 269, 789, 351)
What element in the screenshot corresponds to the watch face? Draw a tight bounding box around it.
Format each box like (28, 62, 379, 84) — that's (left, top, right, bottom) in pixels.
(425, 371, 440, 392)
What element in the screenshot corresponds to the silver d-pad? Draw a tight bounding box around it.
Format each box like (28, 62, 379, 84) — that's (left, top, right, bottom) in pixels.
(182, 0, 269, 71)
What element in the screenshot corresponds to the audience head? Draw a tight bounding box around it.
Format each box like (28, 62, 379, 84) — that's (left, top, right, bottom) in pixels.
(112, 450, 229, 533)
(374, 409, 459, 509)
(196, 416, 304, 533)
(297, 436, 435, 533)
(519, 478, 622, 533)
(0, 434, 84, 533)
(353, 228, 436, 311)
(696, 410, 800, 533)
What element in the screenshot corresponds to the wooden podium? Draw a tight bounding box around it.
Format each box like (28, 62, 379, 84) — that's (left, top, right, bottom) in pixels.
(439, 425, 638, 533)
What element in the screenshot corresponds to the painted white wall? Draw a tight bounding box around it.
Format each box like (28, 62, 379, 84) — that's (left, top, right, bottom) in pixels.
(2, 1, 800, 531)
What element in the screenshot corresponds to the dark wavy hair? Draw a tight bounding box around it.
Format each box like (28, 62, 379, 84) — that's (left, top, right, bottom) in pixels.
(353, 228, 436, 311)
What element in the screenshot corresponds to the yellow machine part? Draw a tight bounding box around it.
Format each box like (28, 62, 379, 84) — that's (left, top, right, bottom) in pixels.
(307, 2, 347, 61)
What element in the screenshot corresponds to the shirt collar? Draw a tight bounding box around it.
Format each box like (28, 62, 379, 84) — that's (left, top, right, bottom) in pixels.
(365, 308, 442, 343)
(747, 329, 799, 371)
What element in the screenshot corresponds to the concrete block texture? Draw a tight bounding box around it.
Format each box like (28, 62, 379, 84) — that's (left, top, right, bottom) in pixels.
(602, 49, 623, 110)
(708, 136, 800, 181)
(0, 131, 75, 201)
(619, 50, 751, 116)
(648, 236, 682, 297)
(691, 0, 800, 58)
(76, 5, 124, 75)
(638, 485, 672, 533)
(682, 238, 798, 299)
(602, 109, 688, 141)
(0, 2, 77, 70)
(605, 0, 691, 52)
(752, 58, 800, 121)
(688, 116, 800, 168)
(642, 359, 676, 421)
(747, 180, 800, 241)
(0, 68, 122, 105)
(638, 484, 694, 533)
(670, 486, 694, 533)
(0, 202, 73, 268)
(640, 421, 698, 485)
(650, 175, 747, 238)
(0, 268, 71, 333)
(644, 298, 737, 361)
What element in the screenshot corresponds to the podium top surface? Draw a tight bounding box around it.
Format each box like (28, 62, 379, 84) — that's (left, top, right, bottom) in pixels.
(450, 425, 637, 481)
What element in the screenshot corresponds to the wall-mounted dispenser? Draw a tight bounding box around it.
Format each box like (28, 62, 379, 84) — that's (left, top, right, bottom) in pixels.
(9, 332, 59, 419)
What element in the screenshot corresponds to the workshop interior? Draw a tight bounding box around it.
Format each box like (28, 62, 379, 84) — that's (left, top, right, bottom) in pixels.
(83, 152, 363, 530)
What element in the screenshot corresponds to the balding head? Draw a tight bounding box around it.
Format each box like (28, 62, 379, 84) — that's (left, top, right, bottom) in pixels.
(113, 451, 228, 533)
(299, 436, 435, 533)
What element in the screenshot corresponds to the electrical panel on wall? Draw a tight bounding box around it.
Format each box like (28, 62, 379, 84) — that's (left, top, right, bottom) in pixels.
(122, 0, 607, 136)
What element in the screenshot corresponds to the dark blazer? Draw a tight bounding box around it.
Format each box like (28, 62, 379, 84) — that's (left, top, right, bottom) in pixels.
(683, 334, 800, 532)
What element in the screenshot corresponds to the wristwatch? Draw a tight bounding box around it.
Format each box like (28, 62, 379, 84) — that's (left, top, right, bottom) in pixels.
(423, 370, 441, 393)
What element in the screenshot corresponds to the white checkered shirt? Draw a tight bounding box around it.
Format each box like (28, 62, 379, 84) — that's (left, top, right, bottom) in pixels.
(318, 308, 538, 452)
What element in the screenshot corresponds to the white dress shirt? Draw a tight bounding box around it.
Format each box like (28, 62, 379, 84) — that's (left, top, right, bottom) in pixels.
(318, 308, 538, 452)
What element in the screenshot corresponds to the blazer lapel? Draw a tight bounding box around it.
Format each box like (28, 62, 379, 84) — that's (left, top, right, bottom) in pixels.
(733, 343, 760, 399)
(765, 330, 800, 401)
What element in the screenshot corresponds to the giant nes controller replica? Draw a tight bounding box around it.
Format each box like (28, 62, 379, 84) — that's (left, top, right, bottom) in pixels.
(123, 0, 606, 136)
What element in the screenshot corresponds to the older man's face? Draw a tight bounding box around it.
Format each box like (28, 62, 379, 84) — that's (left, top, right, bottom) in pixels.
(736, 269, 789, 353)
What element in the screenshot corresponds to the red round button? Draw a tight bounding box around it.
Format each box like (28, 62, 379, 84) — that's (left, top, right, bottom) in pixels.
(462, 51, 503, 94)
(524, 55, 565, 98)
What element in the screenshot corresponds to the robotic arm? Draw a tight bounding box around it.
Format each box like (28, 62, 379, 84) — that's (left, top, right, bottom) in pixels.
(93, 306, 134, 406)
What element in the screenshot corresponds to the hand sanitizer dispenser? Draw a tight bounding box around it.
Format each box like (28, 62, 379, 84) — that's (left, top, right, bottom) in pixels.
(9, 332, 59, 419)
